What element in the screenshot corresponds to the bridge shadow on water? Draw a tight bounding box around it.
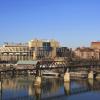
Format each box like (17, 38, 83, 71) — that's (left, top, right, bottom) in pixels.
(0, 76, 100, 100)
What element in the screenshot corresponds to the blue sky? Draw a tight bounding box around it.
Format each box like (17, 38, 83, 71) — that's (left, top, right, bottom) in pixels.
(0, 0, 100, 48)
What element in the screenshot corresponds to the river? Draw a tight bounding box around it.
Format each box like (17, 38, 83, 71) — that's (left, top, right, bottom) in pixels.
(0, 76, 100, 100)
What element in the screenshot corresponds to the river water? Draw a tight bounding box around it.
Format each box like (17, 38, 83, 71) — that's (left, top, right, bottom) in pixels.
(0, 76, 100, 100)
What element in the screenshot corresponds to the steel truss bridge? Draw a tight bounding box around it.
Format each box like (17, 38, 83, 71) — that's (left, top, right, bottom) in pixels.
(0, 60, 100, 76)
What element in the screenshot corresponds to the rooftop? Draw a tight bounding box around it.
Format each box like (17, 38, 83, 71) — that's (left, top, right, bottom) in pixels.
(16, 60, 39, 65)
(75, 47, 94, 52)
(91, 42, 100, 44)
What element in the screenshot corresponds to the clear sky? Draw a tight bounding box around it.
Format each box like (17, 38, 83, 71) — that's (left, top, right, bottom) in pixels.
(0, 0, 100, 48)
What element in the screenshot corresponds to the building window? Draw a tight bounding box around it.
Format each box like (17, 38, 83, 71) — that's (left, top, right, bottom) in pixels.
(43, 42, 51, 47)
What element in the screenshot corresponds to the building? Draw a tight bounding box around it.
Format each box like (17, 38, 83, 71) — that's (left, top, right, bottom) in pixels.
(75, 47, 96, 60)
(91, 41, 100, 59)
(56, 47, 71, 58)
(0, 43, 32, 63)
(91, 42, 100, 49)
(75, 41, 100, 60)
(28, 39, 59, 59)
(0, 39, 60, 62)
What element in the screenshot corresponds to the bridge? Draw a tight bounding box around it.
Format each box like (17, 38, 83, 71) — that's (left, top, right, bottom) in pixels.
(0, 60, 100, 82)
(0, 60, 100, 72)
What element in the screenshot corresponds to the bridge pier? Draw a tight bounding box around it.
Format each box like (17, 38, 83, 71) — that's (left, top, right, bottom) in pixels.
(11, 69, 16, 77)
(34, 76, 42, 86)
(64, 68, 70, 82)
(34, 61, 42, 86)
(88, 71, 94, 79)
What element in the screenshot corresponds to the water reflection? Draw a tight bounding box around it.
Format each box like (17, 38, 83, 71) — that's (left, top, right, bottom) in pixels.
(34, 86, 41, 100)
(64, 82, 70, 95)
(0, 77, 100, 100)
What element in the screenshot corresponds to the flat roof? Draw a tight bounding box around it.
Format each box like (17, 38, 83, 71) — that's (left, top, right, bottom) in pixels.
(91, 42, 100, 44)
(17, 60, 39, 65)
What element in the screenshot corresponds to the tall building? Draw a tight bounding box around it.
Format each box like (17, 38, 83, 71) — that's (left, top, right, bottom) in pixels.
(28, 39, 59, 59)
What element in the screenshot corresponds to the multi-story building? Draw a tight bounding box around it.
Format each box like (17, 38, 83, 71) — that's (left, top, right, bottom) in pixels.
(91, 41, 100, 49)
(0, 43, 32, 63)
(91, 41, 100, 60)
(75, 47, 96, 60)
(74, 41, 100, 60)
(28, 39, 59, 59)
(0, 39, 60, 62)
(56, 47, 71, 58)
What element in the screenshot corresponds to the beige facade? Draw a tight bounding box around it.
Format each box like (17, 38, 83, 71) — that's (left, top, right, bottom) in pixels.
(0, 44, 32, 62)
(91, 42, 100, 59)
(28, 39, 59, 48)
(0, 39, 59, 62)
(75, 47, 100, 60)
(28, 39, 59, 59)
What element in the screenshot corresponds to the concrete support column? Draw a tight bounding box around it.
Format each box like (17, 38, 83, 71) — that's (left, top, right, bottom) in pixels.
(88, 71, 94, 79)
(34, 76, 42, 86)
(27, 70, 31, 76)
(64, 72, 70, 82)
